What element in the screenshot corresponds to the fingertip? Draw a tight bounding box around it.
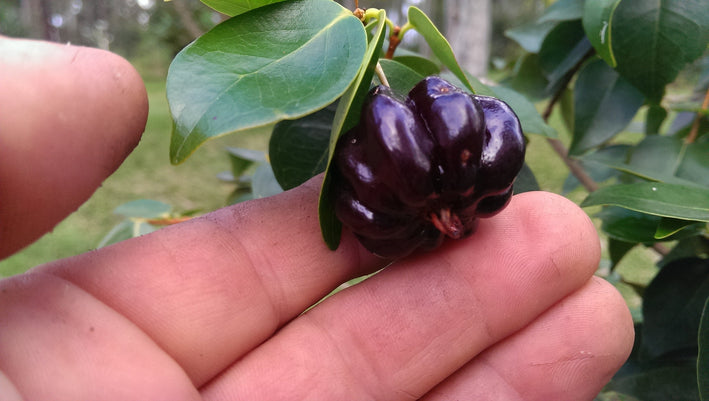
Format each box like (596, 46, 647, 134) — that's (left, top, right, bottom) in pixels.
(0, 39, 148, 258)
(501, 190, 601, 279)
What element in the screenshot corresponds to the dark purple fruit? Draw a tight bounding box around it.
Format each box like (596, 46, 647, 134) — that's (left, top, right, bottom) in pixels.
(333, 76, 525, 258)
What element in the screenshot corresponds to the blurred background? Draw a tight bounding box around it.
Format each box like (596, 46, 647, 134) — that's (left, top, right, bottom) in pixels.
(0, 0, 576, 276)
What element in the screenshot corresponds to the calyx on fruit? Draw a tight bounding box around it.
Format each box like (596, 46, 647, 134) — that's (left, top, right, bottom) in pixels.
(332, 76, 525, 258)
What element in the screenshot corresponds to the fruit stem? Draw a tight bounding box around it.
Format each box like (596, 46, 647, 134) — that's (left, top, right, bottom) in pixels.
(430, 209, 463, 239)
(375, 62, 390, 87)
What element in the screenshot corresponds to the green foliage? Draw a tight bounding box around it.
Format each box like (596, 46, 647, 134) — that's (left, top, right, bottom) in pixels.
(167, 0, 367, 163)
(160, 0, 709, 398)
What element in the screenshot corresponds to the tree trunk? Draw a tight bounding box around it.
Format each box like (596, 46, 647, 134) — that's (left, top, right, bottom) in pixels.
(444, 0, 491, 78)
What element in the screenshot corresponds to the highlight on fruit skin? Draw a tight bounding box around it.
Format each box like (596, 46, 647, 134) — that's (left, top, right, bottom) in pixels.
(333, 76, 525, 259)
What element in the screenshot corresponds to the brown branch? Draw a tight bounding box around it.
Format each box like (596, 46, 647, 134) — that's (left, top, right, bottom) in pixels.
(385, 26, 401, 59)
(537, 49, 671, 257)
(686, 86, 709, 144)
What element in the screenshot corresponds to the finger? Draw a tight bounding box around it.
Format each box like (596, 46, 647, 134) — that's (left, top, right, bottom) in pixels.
(421, 276, 634, 401)
(0, 36, 147, 258)
(201, 191, 602, 400)
(0, 272, 201, 401)
(34, 177, 386, 387)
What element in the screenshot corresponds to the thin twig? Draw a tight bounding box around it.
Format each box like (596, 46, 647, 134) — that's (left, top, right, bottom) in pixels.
(537, 49, 670, 257)
(686, 87, 709, 144)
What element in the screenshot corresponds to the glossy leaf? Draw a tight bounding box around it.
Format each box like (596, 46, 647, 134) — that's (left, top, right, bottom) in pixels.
(582, 138, 709, 188)
(570, 59, 645, 155)
(114, 199, 172, 219)
(392, 55, 440, 77)
(318, 10, 387, 250)
(505, 20, 559, 53)
(700, 296, 709, 401)
(655, 217, 705, 240)
(377, 59, 425, 93)
(642, 257, 709, 359)
(408, 6, 475, 93)
(200, 0, 289, 16)
(167, 0, 367, 163)
(269, 102, 336, 190)
(611, 0, 709, 102)
(581, 182, 709, 222)
(628, 136, 709, 187)
(595, 206, 702, 243)
(582, 0, 621, 67)
(538, 20, 586, 80)
(538, 0, 584, 23)
(491, 86, 557, 138)
(506, 53, 553, 100)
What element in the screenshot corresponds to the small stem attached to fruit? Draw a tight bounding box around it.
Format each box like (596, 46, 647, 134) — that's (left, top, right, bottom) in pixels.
(430, 209, 464, 239)
(375, 62, 390, 87)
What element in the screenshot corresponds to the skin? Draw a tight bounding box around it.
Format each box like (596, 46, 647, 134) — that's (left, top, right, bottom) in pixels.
(0, 36, 635, 400)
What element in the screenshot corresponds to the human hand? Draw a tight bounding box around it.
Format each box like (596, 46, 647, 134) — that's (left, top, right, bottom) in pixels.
(0, 37, 634, 401)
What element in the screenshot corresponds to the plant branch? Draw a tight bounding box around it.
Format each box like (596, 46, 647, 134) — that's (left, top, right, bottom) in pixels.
(542, 49, 598, 193)
(686, 86, 709, 144)
(538, 50, 669, 257)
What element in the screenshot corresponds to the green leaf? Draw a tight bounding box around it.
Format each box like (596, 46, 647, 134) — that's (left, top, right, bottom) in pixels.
(608, 238, 637, 270)
(581, 182, 709, 222)
(251, 163, 283, 199)
(582, 0, 621, 67)
(505, 20, 559, 53)
(538, 20, 586, 80)
(318, 9, 387, 251)
(595, 206, 701, 243)
(607, 365, 701, 401)
(269, 102, 336, 190)
(642, 257, 709, 359)
(490, 86, 557, 138)
(226, 147, 267, 178)
(538, 0, 584, 23)
(200, 0, 289, 16)
(377, 59, 425, 94)
(611, 0, 709, 102)
(699, 296, 709, 400)
(167, 0, 367, 164)
(506, 53, 553, 100)
(391, 55, 440, 77)
(407, 6, 475, 93)
(655, 217, 706, 240)
(582, 137, 709, 188)
(645, 104, 667, 135)
(570, 59, 645, 155)
(114, 199, 172, 219)
(514, 163, 540, 194)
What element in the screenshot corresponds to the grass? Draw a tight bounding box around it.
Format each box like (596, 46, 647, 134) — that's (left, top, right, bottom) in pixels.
(0, 77, 270, 277)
